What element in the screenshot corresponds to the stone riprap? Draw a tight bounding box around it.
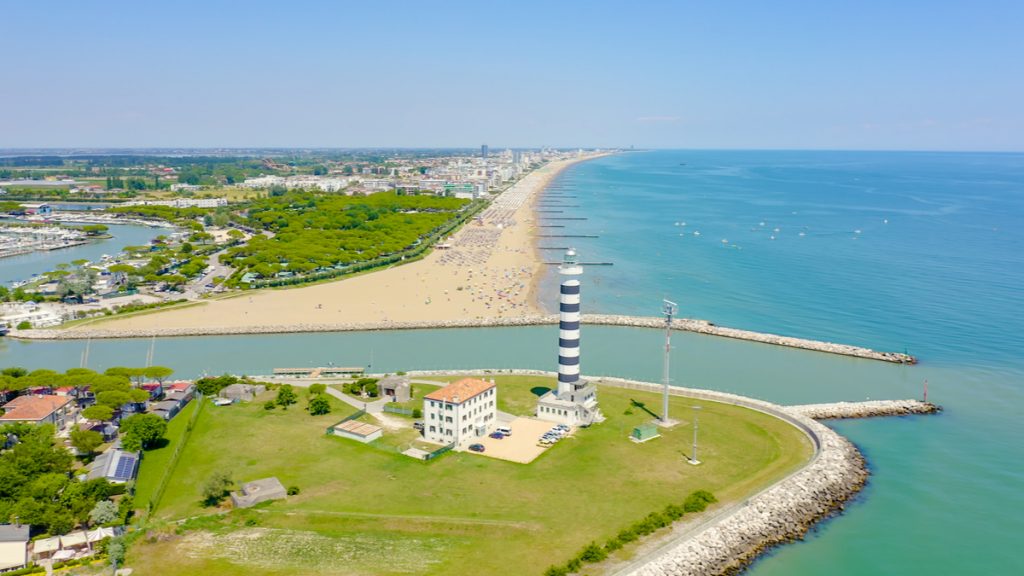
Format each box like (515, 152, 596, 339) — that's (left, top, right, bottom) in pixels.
(13, 313, 916, 364)
(788, 399, 940, 419)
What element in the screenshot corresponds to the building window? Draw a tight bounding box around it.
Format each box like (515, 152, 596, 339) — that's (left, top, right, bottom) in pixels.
(429, 426, 436, 432)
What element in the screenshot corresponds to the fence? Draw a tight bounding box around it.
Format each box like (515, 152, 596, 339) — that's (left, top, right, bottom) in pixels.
(325, 408, 366, 434)
(147, 392, 205, 515)
(424, 442, 456, 461)
(383, 405, 414, 416)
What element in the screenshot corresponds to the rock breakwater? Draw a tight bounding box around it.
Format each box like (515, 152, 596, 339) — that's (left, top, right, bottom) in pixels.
(13, 313, 915, 364)
(788, 399, 941, 419)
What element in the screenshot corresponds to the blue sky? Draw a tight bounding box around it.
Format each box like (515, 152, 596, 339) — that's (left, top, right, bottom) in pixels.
(2, 0, 1022, 150)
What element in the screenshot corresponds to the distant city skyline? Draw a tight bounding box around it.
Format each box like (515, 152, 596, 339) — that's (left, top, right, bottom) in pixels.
(3, 0, 1022, 151)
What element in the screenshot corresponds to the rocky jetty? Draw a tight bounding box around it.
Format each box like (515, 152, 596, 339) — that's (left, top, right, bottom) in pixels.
(787, 399, 941, 419)
(13, 313, 916, 364)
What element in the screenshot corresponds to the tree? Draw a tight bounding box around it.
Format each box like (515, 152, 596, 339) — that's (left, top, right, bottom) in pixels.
(308, 394, 331, 416)
(308, 383, 326, 395)
(144, 366, 174, 392)
(89, 500, 118, 526)
(201, 470, 233, 506)
(364, 381, 379, 397)
(70, 426, 103, 456)
(119, 413, 167, 451)
(107, 536, 126, 568)
(95, 390, 132, 410)
(276, 384, 297, 409)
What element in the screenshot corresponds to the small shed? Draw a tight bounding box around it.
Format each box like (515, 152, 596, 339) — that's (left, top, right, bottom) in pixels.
(331, 420, 383, 443)
(631, 423, 661, 443)
(220, 383, 266, 402)
(151, 400, 181, 420)
(231, 477, 288, 509)
(379, 375, 411, 403)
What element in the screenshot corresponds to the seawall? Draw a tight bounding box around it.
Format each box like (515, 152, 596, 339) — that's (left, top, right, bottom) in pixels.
(11, 313, 916, 364)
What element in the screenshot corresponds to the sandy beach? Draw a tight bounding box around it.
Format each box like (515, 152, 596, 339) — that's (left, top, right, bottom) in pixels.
(75, 155, 606, 333)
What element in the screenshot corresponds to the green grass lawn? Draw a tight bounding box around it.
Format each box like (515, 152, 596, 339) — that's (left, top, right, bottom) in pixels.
(133, 399, 199, 509)
(127, 376, 812, 576)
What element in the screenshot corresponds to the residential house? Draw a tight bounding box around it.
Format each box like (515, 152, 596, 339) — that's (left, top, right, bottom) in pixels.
(0, 395, 75, 431)
(87, 448, 139, 484)
(0, 525, 29, 572)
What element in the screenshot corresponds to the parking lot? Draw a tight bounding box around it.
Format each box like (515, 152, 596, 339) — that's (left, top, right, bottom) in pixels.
(470, 417, 556, 464)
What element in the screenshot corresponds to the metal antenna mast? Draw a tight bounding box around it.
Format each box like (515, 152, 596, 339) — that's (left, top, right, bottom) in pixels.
(661, 299, 677, 425)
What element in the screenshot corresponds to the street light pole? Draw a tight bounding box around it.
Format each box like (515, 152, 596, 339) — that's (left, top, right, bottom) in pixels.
(661, 299, 677, 425)
(689, 405, 702, 465)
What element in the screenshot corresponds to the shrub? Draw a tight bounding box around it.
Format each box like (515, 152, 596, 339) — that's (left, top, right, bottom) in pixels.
(16, 321, 31, 330)
(579, 541, 607, 563)
(684, 494, 708, 513)
(412, 408, 422, 418)
(308, 383, 326, 395)
(201, 470, 233, 506)
(308, 394, 331, 416)
(287, 485, 300, 496)
(263, 400, 276, 410)
(664, 503, 685, 521)
(565, 558, 581, 572)
(543, 566, 568, 576)
(604, 537, 623, 552)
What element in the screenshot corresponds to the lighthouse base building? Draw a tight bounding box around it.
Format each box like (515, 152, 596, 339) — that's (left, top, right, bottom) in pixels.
(536, 383, 600, 427)
(536, 248, 602, 427)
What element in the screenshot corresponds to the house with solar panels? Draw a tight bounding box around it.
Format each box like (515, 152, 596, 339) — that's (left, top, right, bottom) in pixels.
(87, 447, 140, 484)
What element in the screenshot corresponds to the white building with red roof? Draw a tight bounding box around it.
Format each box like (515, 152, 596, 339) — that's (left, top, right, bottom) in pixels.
(0, 395, 75, 430)
(423, 378, 497, 446)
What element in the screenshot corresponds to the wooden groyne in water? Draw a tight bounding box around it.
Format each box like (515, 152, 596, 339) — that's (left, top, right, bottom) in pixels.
(11, 313, 917, 364)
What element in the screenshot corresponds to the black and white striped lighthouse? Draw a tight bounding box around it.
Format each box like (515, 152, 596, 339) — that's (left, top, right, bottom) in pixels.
(557, 248, 583, 396)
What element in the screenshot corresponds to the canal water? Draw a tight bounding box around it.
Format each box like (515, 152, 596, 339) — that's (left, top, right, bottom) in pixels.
(1, 223, 163, 286)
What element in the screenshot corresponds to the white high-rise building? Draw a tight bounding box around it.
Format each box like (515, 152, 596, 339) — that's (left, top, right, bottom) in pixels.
(537, 249, 601, 426)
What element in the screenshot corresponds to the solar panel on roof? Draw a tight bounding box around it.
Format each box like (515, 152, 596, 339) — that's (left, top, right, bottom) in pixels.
(113, 454, 137, 480)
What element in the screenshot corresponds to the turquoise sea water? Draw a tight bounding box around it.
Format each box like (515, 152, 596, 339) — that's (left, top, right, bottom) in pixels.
(2, 151, 1022, 574)
(539, 151, 1024, 575)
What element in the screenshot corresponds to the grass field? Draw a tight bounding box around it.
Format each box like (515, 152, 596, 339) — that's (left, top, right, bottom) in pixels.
(127, 375, 812, 576)
(133, 400, 198, 508)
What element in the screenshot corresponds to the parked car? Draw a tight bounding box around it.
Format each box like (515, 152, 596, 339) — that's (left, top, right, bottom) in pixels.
(489, 432, 505, 439)
(496, 426, 512, 436)
(469, 443, 485, 453)
(413, 421, 425, 431)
